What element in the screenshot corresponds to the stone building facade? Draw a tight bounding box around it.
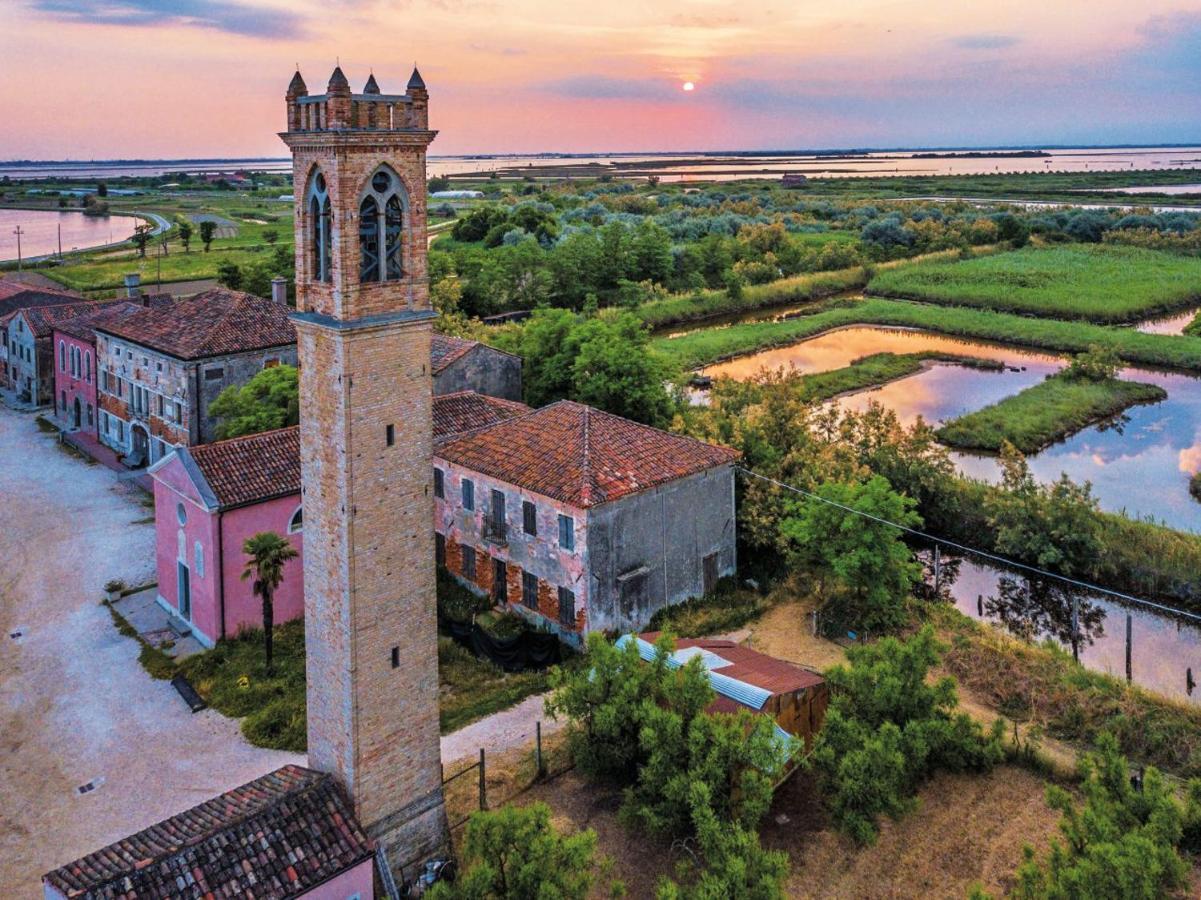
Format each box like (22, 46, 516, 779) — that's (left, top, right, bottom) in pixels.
(93, 288, 295, 465)
(435, 401, 740, 644)
(282, 64, 450, 876)
(3, 300, 99, 407)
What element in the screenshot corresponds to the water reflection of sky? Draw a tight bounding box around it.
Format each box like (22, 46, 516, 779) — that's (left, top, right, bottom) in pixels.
(939, 555, 1201, 705)
(708, 326, 1201, 533)
(1135, 308, 1198, 335)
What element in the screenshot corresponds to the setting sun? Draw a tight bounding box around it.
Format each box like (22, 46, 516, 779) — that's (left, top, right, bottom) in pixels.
(682, 81, 695, 92)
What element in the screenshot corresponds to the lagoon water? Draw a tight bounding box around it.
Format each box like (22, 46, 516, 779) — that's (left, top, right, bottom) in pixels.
(0, 208, 139, 261)
(704, 325, 1201, 534)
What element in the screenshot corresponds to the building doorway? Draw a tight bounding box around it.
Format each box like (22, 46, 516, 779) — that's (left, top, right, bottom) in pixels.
(177, 560, 191, 620)
(131, 424, 150, 466)
(73, 397, 82, 429)
(703, 552, 719, 596)
(492, 557, 507, 603)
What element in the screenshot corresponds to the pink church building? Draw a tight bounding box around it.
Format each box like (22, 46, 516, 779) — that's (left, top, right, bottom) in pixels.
(149, 391, 528, 646)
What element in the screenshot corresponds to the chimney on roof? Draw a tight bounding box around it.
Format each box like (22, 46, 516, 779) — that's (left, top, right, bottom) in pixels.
(123, 272, 141, 299)
(271, 277, 289, 306)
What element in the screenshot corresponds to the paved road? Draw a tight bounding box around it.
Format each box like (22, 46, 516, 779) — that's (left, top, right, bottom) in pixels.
(440, 693, 563, 767)
(0, 406, 300, 894)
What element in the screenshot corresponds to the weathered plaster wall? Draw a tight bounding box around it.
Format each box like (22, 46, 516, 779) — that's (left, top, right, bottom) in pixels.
(52, 330, 98, 434)
(586, 465, 736, 633)
(433, 345, 522, 402)
(433, 458, 588, 639)
(220, 494, 304, 638)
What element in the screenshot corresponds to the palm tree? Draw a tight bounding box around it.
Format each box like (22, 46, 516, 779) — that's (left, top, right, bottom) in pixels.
(241, 531, 298, 674)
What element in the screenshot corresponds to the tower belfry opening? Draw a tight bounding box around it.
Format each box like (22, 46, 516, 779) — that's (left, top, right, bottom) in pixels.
(280, 64, 447, 877)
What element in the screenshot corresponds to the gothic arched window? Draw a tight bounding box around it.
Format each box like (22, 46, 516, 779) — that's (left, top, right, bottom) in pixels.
(359, 167, 407, 283)
(306, 170, 332, 283)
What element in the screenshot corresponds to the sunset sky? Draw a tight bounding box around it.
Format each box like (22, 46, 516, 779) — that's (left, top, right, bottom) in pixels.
(2, 0, 1199, 158)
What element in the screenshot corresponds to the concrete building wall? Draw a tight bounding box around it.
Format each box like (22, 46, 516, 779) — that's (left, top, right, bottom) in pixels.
(52, 330, 98, 434)
(433, 345, 522, 402)
(586, 465, 737, 634)
(433, 459, 589, 640)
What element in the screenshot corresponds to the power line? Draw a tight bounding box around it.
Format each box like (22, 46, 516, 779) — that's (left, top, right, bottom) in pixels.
(735, 466, 1201, 626)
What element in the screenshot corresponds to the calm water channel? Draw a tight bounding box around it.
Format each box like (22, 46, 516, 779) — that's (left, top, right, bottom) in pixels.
(919, 551, 1201, 705)
(0, 208, 139, 261)
(704, 325, 1201, 534)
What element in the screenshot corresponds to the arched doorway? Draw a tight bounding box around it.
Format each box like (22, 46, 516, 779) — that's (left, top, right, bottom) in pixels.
(131, 424, 150, 466)
(73, 397, 82, 429)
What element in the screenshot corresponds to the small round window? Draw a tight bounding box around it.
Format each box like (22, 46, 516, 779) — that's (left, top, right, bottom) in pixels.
(315, 172, 326, 192)
(176, 502, 187, 525)
(372, 171, 392, 193)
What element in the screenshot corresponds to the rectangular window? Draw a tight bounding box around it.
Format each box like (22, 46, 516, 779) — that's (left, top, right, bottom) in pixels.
(87, 404, 93, 427)
(194, 541, 204, 578)
(117, 420, 125, 442)
(173, 402, 183, 425)
(558, 514, 575, 551)
(433, 467, 444, 499)
(116, 378, 123, 399)
(101, 412, 108, 434)
(386, 423, 395, 446)
(522, 570, 538, 610)
(101, 370, 109, 392)
(156, 394, 164, 417)
(522, 501, 537, 536)
(204, 367, 225, 381)
(557, 587, 576, 627)
(489, 489, 506, 540)
(462, 478, 475, 511)
(461, 545, 476, 581)
(435, 532, 446, 568)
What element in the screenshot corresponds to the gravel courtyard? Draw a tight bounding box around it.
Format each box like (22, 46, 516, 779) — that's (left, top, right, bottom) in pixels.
(0, 407, 301, 894)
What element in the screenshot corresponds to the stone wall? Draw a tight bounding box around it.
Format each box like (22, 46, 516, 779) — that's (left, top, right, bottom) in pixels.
(434, 344, 523, 402)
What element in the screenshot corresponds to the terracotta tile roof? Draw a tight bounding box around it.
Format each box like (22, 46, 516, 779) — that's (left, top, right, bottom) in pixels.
(436, 400, 741, 508)
(176, 391, 524, 509)
(42, 765, 374, 899)
(13, 301, 116, 339)
(94, 287, 295, 359)
(53, 297, 175, 343)
(188, 426, 301, 509)
(640, 634, 824, 700)
(433, 390, 530, 444)
(0, 282, 80, 319)
(430, 333, 479, 373)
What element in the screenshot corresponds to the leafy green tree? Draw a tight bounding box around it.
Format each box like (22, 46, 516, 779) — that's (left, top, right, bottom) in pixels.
(984, 444, 1102, 578)
(177, 220, 193, 253)
(96, 181, 108, 197)
(427, 803, 598, 900)
(568, 310, 677, 428)
(216, 260, 244, 290)
(199, 219, 216, 251)
(998, 734, 1201, 900)
(130, 223, 153, 257)
(545, 632, 702, 782)
(780, 476, 922, 634)
(209, 365, 299, 439)
(655, 782, 789, 900)
(240, 531, 299, 674)
(427, 175, 451, 193)
(810, 626, 1005, 844)
(262, 228, 279, 246)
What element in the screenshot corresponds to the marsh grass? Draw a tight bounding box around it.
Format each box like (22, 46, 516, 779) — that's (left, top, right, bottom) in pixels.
(936, 373, 1168, 453)
(867, 244, 1201, 323)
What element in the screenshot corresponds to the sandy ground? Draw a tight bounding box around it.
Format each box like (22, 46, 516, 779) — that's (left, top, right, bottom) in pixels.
(441, 692, 562, 767)
(0, 406, 301, 894)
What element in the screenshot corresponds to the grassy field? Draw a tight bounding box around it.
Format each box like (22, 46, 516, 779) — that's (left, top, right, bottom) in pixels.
(438, 637, 558, 733)
(654, 297, 1201, 373)
(1187, 312, 1201, 338)
(935, 373, 1168, 453)
(868, 244, 1201, 324)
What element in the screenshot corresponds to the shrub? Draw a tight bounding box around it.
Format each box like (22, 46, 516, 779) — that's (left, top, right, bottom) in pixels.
(427, 802, 598, 900)
(997, 734, 1201, 899)
(810, 626, 1005, 843)
(1063, 344, 1121, 381)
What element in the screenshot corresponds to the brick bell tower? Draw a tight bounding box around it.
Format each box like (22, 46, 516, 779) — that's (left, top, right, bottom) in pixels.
(280, 64, 449, 875)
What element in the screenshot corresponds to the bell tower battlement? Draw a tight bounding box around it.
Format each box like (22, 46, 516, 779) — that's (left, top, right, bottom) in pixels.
(281, 64, 448, 878)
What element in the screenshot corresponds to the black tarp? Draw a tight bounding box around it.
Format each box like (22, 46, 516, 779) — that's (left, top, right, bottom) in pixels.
(441, 617, 562, 672)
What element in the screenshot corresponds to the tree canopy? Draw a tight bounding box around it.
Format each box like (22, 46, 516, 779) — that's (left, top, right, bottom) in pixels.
(209, 364, 299, 439)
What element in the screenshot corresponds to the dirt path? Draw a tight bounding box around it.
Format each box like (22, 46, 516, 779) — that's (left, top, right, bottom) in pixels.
(0, 407, 301, 893)
(440, 692, 561, 767)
